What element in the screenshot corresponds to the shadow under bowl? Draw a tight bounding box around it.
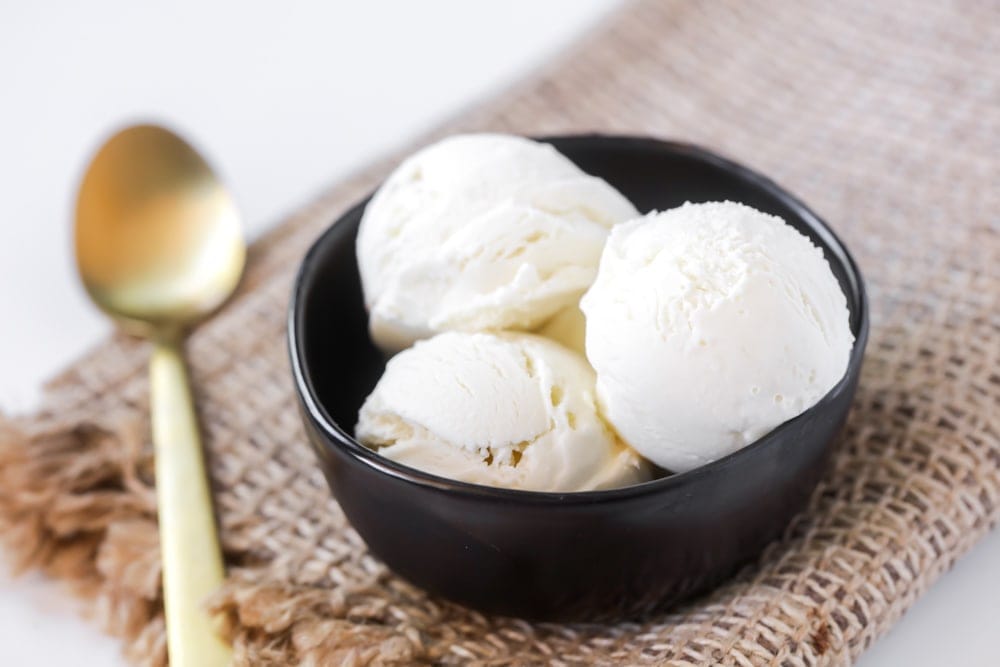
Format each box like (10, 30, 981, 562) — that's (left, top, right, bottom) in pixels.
(288, 134, 869, 621)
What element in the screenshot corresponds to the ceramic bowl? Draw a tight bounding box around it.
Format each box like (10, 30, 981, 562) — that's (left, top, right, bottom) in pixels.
(288, 135, 868, 621)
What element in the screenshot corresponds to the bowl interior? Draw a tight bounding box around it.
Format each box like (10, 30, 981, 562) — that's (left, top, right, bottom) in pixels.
(294, 135, 865, 486)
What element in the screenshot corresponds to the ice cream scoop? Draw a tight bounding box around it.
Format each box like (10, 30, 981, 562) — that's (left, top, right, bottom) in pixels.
(356, 331, 649, 491)
(581, 201, 854, 473)
(356, 133, 639, 352)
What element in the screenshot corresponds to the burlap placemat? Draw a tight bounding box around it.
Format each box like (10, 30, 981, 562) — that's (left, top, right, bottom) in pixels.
(2, 1, 998, 664)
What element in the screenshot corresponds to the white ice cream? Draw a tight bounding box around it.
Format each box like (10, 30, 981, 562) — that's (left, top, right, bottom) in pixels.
(356, 133, 639, 352)
(355, 331, 650, 491)
(538, 303, 587, 356)
(581, 201, 854, 473)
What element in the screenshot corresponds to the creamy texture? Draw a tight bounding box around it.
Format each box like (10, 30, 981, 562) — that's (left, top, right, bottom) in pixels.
(581, 201, 854, 473)
(538, 303, 587, 356)
(356, 331, 650, 491)
(356, 133, 639, 351)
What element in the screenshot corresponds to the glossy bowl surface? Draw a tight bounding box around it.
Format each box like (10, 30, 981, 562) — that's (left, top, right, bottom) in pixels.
(288, 135, 868, 621)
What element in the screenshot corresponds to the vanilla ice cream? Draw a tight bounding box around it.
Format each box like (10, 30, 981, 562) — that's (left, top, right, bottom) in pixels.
(356, 134, 639, 352)
(356, 331, 650, 491)
(538, 304, 587, 356)
(581, 201, 854, 473)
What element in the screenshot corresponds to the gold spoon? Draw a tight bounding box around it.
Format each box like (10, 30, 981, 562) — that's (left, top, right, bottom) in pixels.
(75, 124, 242, 666)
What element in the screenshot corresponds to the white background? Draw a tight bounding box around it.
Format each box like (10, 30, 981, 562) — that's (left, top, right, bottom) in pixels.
(1, 2, 997, 664)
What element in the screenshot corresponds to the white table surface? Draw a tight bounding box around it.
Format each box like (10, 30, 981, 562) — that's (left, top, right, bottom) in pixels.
(2, 2, 997, 665)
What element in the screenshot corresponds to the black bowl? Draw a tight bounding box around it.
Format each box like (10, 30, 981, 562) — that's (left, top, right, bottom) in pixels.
(288, 135, 868, 621)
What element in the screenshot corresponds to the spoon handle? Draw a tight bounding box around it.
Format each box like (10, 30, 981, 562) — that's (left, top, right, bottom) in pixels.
(150, 340, 232, 666)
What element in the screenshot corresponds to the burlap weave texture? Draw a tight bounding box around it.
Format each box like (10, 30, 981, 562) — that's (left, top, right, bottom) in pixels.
(1, 1, 998, 665)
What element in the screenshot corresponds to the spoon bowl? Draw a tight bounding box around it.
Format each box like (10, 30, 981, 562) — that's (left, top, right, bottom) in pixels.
(76, 125, 244, 335)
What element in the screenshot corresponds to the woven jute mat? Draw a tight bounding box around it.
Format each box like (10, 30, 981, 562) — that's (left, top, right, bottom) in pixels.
(2, 1, 998, 664)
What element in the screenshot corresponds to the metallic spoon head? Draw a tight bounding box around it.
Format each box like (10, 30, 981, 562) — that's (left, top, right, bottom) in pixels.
(75, 124, 245, 337)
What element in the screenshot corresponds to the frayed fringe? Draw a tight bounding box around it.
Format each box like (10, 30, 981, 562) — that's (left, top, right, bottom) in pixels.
(0, 416, 165, 665)
(0, 417, 426, 666)
(208, 574, 426, 666)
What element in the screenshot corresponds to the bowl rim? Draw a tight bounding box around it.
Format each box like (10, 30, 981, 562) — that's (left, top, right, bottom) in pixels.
(288, 133, 870, 505)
